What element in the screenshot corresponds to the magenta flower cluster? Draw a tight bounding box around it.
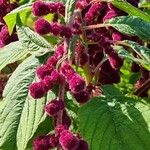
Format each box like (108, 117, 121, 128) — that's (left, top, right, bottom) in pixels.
(32, 1, 65, 16)
(0, 0, 18, 48)
(29, 0, 150, 149)
(29, 42, 89, 149)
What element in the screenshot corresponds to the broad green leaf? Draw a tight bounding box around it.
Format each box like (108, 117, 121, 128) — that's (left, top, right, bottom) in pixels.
(0, 56, 54, 150)
(65, 0, 76, 23)
(112, 0, 150, 23)
(79, 87, 150, 150)
(17, 90, 55, 150)
(0, 41, 28, 71)
(108, 16, 150, 40)
(4, 3, 32, 34)
(113, 45, 150, 70)
(122, 40, 150, 64)
(17, 25, 52, 56)
(102, 85, 123, 97)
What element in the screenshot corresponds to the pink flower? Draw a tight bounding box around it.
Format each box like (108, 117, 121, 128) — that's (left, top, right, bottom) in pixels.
(59, 130, 79, 150)
(46, 56, 58, 66)
(36, 65, 53, 80)
(33, 134, 58, 150)
(60, 63, 75, 81)
(29, 82, 46, 99)
(32, 1, 50, 16)
(84, 2, 105, 23)
(73, 90, 90, 104)
(42, 76, 53, 92)
(69, 74, 86, 92)
(62, 110, 71, 128)
(45, 99, 65, 116)
(108, 51, 123, 70)
(0, 26, 10, 45)
(76, 140, 89, 150)
(34, 18, 51, 35)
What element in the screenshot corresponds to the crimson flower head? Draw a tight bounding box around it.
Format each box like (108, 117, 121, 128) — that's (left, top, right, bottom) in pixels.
(56, 2, 65, 16)
(103, 9, 120, 22)
(76, 140, 89, 150)
(59, 130, 80, 150)
(108, 51, 123, 70)
(112, 31, 123, 41)
(54, 44, 64, 59)
(42, 76, 53, 92)
(75, 0, 88, 10)
(46, 56, 58, 67)
(55, 125, 68, 137)
(48, 2, 57, 13)
(0, 26, 10, 45)
(69, 74, 86, 92)
(60, 62, 75, 81)
(84, 2, 105, 23)
(29, 82, 46, 99)
(34, 18, 51, 35)
(51, 70, 64, 84)
(33, 134, 58, 150)
(32, 1, 50, 16)
(45, 99, 65, 116)
(36, 65, 53, 80)
(73, 90, 90, 104)
(62, 110, 71, 128)
(60, 26, 72, 38)
(50, 23, 62, 36)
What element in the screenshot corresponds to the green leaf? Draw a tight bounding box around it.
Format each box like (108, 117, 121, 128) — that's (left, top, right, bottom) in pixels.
(122, 40, 150, 64)
(0, 56, 54, 150)
(17, 91, 55, 150)
(112, 0, 150, 23)
(65, 0, 76, 23)
(79, 87, 150, 150)
(113, 45, 150, 70)
(17, 25, 52, 56)
(139, 0, 150, 8)
(0, 41, 28, 71)
(108, 16, 150, 40)
(4, 3, 32, 34)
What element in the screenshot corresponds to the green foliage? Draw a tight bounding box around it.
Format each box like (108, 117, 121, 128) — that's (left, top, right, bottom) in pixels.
(108, 16, 150, 40)
(124, 40, 150, 63)
(112, 0, 150, 23)
(114, 40, 150, 70)
(4, 3, 32, 34)
(0, 56, 54, 150)
(0, 41, 28, 71)
(17, 25, 52, 56)
(79, 86, 150, 150)
(65, 0, 76, 23)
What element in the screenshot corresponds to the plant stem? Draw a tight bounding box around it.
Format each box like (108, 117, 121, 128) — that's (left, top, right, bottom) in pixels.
(83, 23, 110, 30)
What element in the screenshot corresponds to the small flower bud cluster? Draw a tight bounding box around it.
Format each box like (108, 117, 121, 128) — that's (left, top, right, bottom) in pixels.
(33, 134, 58, 150)
(33, 127, 89, 150)
(32, 1, 65, 16)
(74, 42, 89, 66)
(0, 1, 18, 48)
(29, 44, 65, 99)
(30, 0, 146, 149)
(84, 2, 106, 24)
(34, 18, 72, 37)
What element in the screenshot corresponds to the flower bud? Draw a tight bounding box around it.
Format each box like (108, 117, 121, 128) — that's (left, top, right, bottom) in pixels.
(32, 1, 50, 16)
(45, 99, 65, 116)
(29, 82, 46, 99)
(34, 18, 51, 35)
(59, 130, 79, 150)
